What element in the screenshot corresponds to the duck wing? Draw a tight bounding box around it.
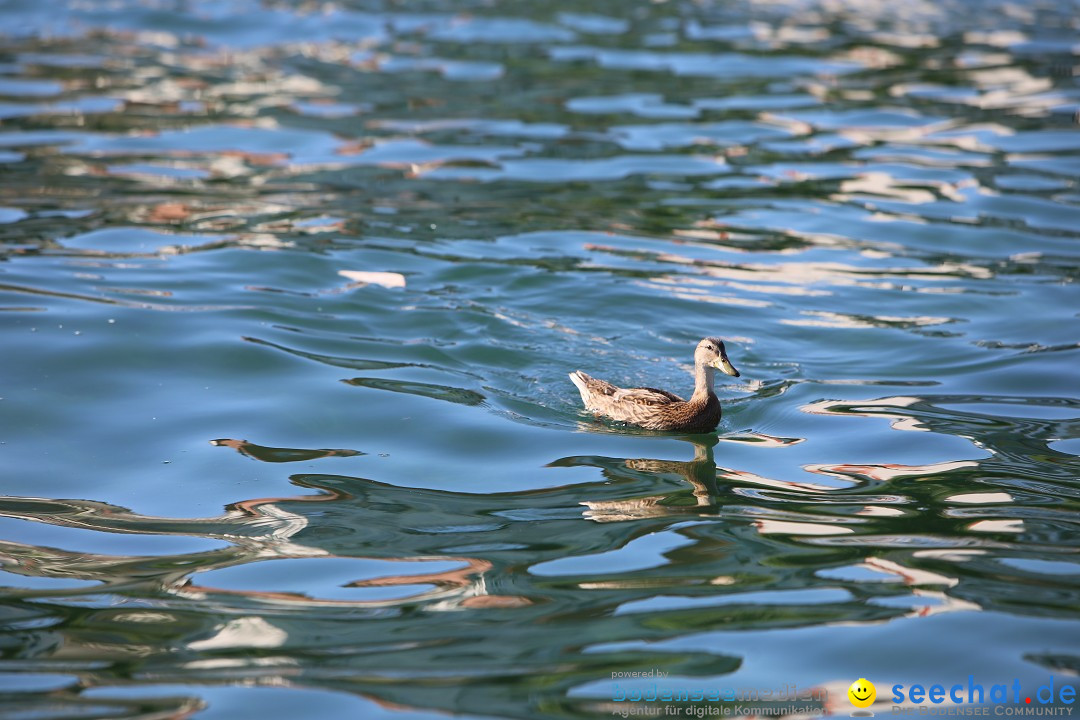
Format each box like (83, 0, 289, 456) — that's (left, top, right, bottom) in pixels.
(569, 371, 618, 398)
(570, 371, 688, 427)
(571, 372, 683, 405)
(612, 386, 684, 405)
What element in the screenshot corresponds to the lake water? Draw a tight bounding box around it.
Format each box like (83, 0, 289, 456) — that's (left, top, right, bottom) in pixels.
(1, 0, 1079, 718)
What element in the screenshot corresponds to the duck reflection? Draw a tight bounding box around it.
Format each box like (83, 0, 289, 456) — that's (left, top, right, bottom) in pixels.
(551, 435, 723, 522)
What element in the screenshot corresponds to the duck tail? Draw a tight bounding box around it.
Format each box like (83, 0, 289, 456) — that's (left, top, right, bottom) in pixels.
(568, 370, 590, 397)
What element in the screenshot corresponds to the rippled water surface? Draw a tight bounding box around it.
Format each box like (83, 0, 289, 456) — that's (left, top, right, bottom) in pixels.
(2, 0, 1079, 717)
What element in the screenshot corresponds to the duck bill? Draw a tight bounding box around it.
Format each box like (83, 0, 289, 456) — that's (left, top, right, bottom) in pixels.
(712, 355, 740, 377)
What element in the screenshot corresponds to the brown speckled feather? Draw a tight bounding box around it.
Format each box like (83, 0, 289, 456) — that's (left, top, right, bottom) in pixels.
(569, 371, 721, 433)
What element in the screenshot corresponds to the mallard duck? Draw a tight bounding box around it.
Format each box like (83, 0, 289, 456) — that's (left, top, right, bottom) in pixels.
(569, 337, 740, 433)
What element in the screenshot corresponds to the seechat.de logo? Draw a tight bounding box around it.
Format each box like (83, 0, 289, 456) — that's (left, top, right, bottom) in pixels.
(891, 676, 1076, 707)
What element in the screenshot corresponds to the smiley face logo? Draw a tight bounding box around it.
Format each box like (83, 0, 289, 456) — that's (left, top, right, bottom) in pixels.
(848, 678, 876, 710)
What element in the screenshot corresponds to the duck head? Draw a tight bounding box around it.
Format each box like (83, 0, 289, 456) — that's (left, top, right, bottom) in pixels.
(695, 337, 740, 377)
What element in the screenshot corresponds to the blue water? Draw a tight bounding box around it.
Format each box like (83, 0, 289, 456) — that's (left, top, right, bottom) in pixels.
(1, 0, 1079, 718)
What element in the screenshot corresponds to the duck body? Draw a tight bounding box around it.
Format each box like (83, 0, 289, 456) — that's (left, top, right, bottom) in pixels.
(569, 337, 739, 433)
(568, 373, 723, 433)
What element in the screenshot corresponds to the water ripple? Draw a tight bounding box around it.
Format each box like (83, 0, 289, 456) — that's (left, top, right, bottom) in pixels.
(2, 0, 1079, 716)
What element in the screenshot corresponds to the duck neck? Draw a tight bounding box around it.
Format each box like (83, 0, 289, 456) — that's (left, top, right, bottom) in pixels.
(692, 362, 716, 401)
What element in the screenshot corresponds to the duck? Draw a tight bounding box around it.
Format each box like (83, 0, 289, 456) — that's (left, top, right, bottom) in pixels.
(569, 337, 740, 433)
